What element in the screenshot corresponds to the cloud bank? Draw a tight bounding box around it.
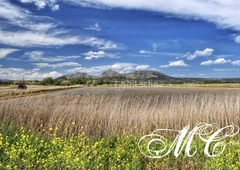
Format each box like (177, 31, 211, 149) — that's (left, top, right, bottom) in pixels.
(63, 0, 240, 33)
(0, 1, 120, 49)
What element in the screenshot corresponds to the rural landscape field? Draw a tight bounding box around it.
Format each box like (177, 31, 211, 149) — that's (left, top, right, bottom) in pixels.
(1, 0, 240, 169)
(1, 84, 240, 169)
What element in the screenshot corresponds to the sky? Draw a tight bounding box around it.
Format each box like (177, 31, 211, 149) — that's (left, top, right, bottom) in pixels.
(1, 0, 240, 80)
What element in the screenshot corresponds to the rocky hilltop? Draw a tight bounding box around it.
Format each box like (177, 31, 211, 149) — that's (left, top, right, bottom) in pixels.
(99, 69, 122, 78)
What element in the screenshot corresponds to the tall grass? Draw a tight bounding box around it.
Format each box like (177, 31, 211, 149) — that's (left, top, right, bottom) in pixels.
(0, 85, 83, 99)
(1, 90, 239, 138)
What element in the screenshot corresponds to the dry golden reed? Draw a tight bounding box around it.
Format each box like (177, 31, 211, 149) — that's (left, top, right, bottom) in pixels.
(0, 90, 240, 137)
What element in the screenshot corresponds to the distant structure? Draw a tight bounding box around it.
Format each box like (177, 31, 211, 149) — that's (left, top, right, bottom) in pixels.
(18, 77, 27, 89)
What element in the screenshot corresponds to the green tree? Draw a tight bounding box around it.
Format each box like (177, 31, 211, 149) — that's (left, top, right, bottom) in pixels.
(82, 79, 87, 84)
(70, 79, 77, 85)
(42, 77, 54, 85)
(76, 79, 82, 84)
(92, 80, 98, 86)
(86, 80, 92, 86)
(98, 79, 104, 85)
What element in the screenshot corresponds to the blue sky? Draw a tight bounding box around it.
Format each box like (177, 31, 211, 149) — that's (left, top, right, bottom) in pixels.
(1, 0, 240, 80)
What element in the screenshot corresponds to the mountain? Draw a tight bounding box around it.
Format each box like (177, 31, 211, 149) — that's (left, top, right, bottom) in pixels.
(99, 69, 122, 79)
(56, 72, 95, 81)
(123, 70, 171, 80)
(56, 70, 173, 81)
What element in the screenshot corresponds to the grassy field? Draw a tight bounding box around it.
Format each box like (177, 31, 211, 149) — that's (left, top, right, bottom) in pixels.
(164, 83, 240, 89)
(116, 82, 240, 88)
(0, 87, 240, 169)
(0, 85, 83, 99)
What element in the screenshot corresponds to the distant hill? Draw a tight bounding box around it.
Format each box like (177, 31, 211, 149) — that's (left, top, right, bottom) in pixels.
(123, 70, 171, 80)
(56, 70, 174, 81)
(0, 79, 11, 82)
(99, 69, 123, 79)
(53, 70, 240, 83)
(56, 69, 240, 83)
(56, 72, 95, 81)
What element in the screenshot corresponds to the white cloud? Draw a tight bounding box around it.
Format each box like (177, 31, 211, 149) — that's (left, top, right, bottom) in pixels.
(110, 63, 136, 73)
(84, 23, 101, 31)
(160, 60, 188, 68)
(136, 65, 149, 70)
(200, 58, 231, 65)
(0, 67, 27, 79)
(0, 1, 119, 49)
(0, 31, 76, 47)
(20, 0, 59, 11)
(138, 50, 182, 56)
(19, 22, 57, 32)
(82, 37, 120, 50)
(29, 70, 62, 79)
(0, 48, 20, 59)
(139, 50, 147, 54)
(231, 60, 240, 65)
(234, 35, 240, 43)
(42, 71, 62, 78)
(24, 51, 44, 60)
(84, 51, 119, 60)
(152, 43, 158, 51)
(0, 31, 119, 49)
(68, 62, 146, 75)
(0, 1, 29, 24)
(63, 0, 240, 32)
(0, 67, 62, 80)
(0, 1, 56, 32)
(33, 62, 81, 68)
(194, 48, 214, 57)
(84, 51, 104, 60)
(62, 0, 108, 9)
(184, 48, 214, 60)
(24, 51, 81, 62)
(169, 60, 188, 67)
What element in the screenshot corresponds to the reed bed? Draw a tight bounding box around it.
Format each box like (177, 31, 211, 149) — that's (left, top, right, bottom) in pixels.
(0, 91, 240, 138)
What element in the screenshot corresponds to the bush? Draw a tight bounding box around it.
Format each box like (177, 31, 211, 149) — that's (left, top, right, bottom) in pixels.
(86, 80, 92, 86)
(42, 77, 54, 85)
(61, 80, 70, 86)
(92, 80, 98, 86)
